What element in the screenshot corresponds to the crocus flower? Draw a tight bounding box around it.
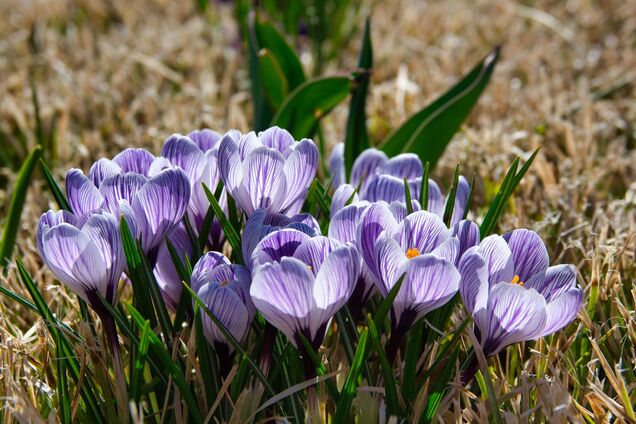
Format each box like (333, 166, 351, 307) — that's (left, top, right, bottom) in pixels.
(250, 235, 360, 350)
(65, 166, 190, 260)
(37, 209, 125, 308)
(358, 204, 462, 332)
(458, 229, 583, 357)
(153, 224, 194, 310)
(193, 252, 253, 352)
(242, 208, 321, 270)
(217, 126, 319, 217)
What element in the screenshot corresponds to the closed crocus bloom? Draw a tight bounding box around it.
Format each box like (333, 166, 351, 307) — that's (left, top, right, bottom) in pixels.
(242, 208, 321, 270)
(250, 236, 360, 350)
(217, 126, 319, 217)
(458, 229, 583, 358)
(193, 252, 253, 352)
(37, 209, 125, 308)
(153, 225, 194, 310)
(65, 166, 190, 260)
(358, 204, 461, 332)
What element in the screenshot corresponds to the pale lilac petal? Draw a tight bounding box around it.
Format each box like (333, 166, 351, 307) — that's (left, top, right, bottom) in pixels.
(99, 173, 148, 214)
(242, 147, 287, 214)
(199, 283, 251, 349)
(538, 287, 583, 338)
(449, 176, 471, 226)
(154, 225, 193, 310)
(112, 148, 154, 175)
(379, 153, 423, 180)
(479, 235, 515, 285)
(427, 179, 445, 217)
(37, 210, 77, 257)
(132, 169, 191, 252)
(237, 131, 260, 161)
(259, 126, 295, 156)
(526, 264, 577, 302)
(351, 148, 387, 195)
(331, 184, 358, 218)
(393, 255, 459, 326)
(147, 157, 174, 178)
(293, 236, 343, 276)
(218, 135, 243, 194)
(374, 237, 406, 296)
(450, 219, 480, 261)
(66, 169, 105, 216)
(252, 228, 311, 267)
(280, 139, 318, 214)
(329, 203, 367, 244)
(483, 283, 547, 356)
(287, 213, 321, 236)
(311, 244, 360, 343)
(190, 251, 231, 293)
(231, 265, 255, 317)
(161, 134, 206, 185)
(241, 209, 270, 267)
(458, 247, 489, 323)
(250, 257, 314, 347)
(365, 175, 420, 204)
(396, 210, 450, 255)
(357, 203, 399, 281)
(431, 237, 459, 264)
(328, 143, 345, 189)
(88, 159, 121, 186)
(503, 229, 549, 283)
(188, 129, 222, 152)
(388, 199, 421, 222)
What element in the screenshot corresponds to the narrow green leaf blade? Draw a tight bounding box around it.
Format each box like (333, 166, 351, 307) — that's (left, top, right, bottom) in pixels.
(380, 47, 500, 168)
(39, 159, 72, 212)
(202, 183, 243, 263)
(368, 317, 402, 416)
(258, 49, 289, 108)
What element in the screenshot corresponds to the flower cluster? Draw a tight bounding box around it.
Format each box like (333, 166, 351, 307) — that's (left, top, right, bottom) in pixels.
(37, 126, 583, 383)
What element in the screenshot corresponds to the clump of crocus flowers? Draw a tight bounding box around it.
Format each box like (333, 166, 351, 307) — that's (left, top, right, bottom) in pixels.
(36, 126, 583, 421)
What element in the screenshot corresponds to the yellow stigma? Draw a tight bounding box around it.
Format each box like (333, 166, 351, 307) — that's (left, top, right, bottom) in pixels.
(307, 265, 313, 271)
(511, 275, 524, 286)
(406, 247, 420, 260)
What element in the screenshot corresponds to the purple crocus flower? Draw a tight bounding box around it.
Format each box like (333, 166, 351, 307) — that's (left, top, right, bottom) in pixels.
(152, 132, 225, 249)
(65, 166, 190, 260)
(37, 209, 125, 308)
(242, 208, 321, 270)
(358, 204, 461, 334)
(250, 235, 360, 350)
(192, 252, 254, 352)
(153, 224, 194, 310)
(217, 126, 319, 217)
(458, 229, 583, 357)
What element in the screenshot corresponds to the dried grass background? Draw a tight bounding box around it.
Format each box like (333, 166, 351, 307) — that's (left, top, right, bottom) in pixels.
(1, 0, 635, 422)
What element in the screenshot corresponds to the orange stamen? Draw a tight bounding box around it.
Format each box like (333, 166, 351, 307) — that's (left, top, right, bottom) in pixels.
(406, 247, 420, 260)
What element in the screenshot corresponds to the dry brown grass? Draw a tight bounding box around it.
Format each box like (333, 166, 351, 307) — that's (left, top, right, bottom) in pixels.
(1, 0, 635, 422)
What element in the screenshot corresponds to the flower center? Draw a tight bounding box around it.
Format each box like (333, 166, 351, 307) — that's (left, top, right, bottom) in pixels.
(511, 275, 524, 286)
(406, 247, 420, 260)
(219, 280, 229, 287)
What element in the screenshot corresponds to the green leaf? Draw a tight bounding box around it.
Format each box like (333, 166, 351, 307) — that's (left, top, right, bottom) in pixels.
(374, 273, 405, 328)
(368, 317, 402, 416)
(1, 145, 42, 267)
(40, 159, 72, 212)
(380, 47, 500, 168)
(298, 333, 340, 402)
(130, 319, 151, 403)
(442, 165, 460, 226)
(258, 49, 289, 108)
(402, 320, 424, 402)
(420, 162, 430, 209)
(344, 17, 373, 179)
(194, 308, 219, 409)
(272, 76, 352, 140)
(479, 148, 539, 237)
(201, 182, 243, 264)
(248, 12, 274, 131)
(404, 177, 414, 215)
(333, 328, 370, 422)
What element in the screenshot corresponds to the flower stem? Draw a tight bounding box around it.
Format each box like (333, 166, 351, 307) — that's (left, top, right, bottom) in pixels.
(99, 310, 129, 421)
(301, 348, 320, 423)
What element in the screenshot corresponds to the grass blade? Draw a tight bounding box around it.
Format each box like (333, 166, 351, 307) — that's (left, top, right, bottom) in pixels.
(368, 317, 402, 416)
(39, 159, 72, 212)
(442, 164, 460, 226)
(298, 334, 340, 402)
(202, 182, 243, 263)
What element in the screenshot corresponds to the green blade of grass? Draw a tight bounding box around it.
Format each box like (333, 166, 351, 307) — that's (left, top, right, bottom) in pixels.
(442, 164, 461, 226)
(39, 159, 72, 212)
(368, 317, 402, 416)
(1, 145, 42, 267)
(404, 176, 414, 215)
(298, 333, 340, 402)
(202, 182, 243, 264)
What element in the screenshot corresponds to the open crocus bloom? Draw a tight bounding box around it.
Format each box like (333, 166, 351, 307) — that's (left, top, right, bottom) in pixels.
(458, 229, 583, 356)
(193, 252, 254, 350)
(37, 209, 125, 308)
(65, 166, 190, 258)
(250, 236, 360, 350)
(217, 126, 319, 217)
(358, 204, 461, 330)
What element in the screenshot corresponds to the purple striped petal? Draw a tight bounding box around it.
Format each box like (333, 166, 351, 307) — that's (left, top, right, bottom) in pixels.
(112, 148, 154, 175)
(449, 176, 471, 226)
(154, 225, 193, 310)
(388, 199, 421, 222)
(259, 126, 295, 156)
(328, 143, 345, 189)
(526, 264, 577, 302)
(329, 203, 367, 244)
(191, 251, 231, 293)
(365, 175, 421, 204)
(88, 159, 121, 186)
(539, 287, 583, 338)
(242, 146, 287, 215)
(374, 237, 406, 296)
(66, 169, 105, 216)
(188, 128, 222, 152)
(131, 168, 191, 252)
(458, 247, 489, 329)
(379, 153, 423, 180)
(503, 229, 549, 283)
(199, 283, 251, 349)
(357, 203, 399, 281)
(427, 179, 445, 217)
(431, 237, 459, 263)
(331, 184, 358, 218)
(280, 139, 318, 214)
(479, 235, 515, 285)
(287, 213, 321, 236)
(37, 210, 77, 257)
(250, 257, 314, 347)
(252, 228, 311, 267)
(450, 219, 480, 261)
(482, 283, 547, 356)
(351, 148, 387, 195)
(293, 236, 343, 276)
(218, 134, 243, 194)
(161, 134, 206, 185)
(237, 131, 260, 161)
(396, 210, 450, 255)
(393, 254, 460, 326)
(99, 173, 148, 214)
